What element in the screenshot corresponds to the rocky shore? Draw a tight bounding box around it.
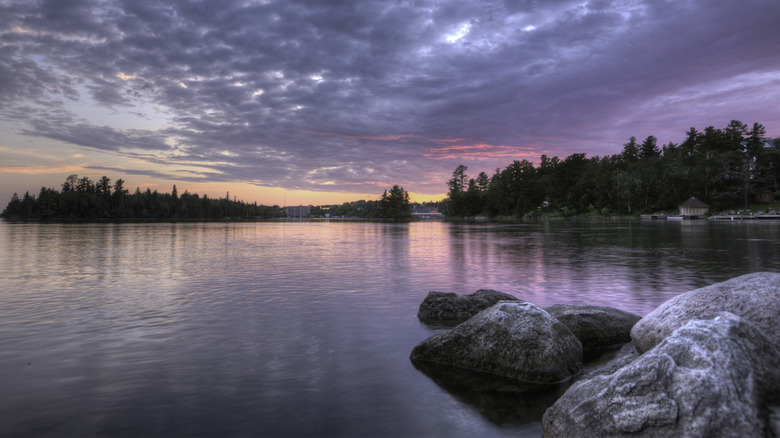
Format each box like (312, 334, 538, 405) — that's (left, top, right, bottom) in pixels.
(410, 272, 780, 437)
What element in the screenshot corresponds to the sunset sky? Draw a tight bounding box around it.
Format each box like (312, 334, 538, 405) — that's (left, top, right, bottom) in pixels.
(1, 0, 779, 206)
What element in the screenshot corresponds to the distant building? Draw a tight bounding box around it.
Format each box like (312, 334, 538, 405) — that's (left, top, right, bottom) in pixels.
(679, 197, 709, 218)
(411, 209, 443, 219)
(754, 190, 776, 204)
(285, 205, 311, 217)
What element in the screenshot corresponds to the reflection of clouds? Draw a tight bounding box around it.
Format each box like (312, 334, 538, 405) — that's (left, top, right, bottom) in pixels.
(3, 220, 779, 436)
(446, 224, 549, 302)
(25, 224, 186, 321)
(441, 221, 779, 316)
(179, 222, 414, 408)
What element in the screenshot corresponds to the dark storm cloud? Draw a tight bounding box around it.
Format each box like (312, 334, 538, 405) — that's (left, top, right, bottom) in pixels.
(1, 0, 779, 195)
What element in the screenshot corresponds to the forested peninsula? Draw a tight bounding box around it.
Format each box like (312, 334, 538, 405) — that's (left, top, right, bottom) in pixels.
(1, 175, 286, 221)
(1, 176, 416, 221)
(442, 120, 780, 218)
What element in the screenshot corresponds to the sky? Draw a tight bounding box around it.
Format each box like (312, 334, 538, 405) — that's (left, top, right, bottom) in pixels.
(1, 0, 779, 206)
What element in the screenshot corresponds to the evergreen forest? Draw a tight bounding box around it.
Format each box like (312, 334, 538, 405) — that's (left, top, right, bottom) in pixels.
(1, 175, 285, 221)
(442, 121, 780, 218)
(2, 176, 414, 221)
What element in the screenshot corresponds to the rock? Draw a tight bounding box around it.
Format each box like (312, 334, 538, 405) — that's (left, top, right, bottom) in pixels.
(770, 406, 780, 438)
(544, 304, 641, 354)
(410, 301, 582, 384)
(569, 342, 641, 386)
(552, 342, 643, 403)
(417, 289, 519, 324)
(631, 272, 780, 353)
(542, 312, 780, 437)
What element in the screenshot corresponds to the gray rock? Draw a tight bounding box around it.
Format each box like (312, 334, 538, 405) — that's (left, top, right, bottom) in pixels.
(571, 342, 641, 386)
(770, 405, 780, 438)
(553, 342, 643, 402)
(417, 289, 519, 324)
(542, 312, 780, 437)
(410, 301, 582, 384)
(631, 272, 780, 353)
(545, 304, 641, 353)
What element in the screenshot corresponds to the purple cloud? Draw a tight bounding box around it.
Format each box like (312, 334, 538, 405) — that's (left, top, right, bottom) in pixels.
(1, 0, 778, 196)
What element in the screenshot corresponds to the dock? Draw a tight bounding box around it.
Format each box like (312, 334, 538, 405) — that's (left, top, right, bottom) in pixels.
(641, 214, 780, 221)
(709, 215, 780, 220)
(640, 215, 701, 220)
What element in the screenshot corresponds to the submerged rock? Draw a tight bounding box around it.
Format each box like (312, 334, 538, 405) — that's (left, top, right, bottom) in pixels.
(417, 289, 519, 324)
(631, 272, 780, 353)
(411, 301, 582, 384)
(544, 304, 641, 355)
(542, 312, 780, 437)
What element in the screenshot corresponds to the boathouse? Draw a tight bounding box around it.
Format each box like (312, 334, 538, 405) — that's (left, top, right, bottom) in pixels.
(754, 190, 776, 204)
(679, 197, 709, 218)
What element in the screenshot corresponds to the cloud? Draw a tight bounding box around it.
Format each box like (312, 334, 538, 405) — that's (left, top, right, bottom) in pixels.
(0, 164, 83, 175)
(20, 116, 172, 152)
(1, 0, 779, 197)
(425, 143, 539, 161)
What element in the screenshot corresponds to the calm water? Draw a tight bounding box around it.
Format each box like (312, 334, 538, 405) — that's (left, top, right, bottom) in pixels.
(1, 220, 778, 437)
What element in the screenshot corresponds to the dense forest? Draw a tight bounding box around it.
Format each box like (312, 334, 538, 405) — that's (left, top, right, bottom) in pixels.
(1, 175, 285, 220)
(443, 121, 780, 218)
(1, 176, 415, 221)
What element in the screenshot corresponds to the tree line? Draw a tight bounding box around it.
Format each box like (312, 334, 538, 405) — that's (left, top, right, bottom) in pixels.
(2, 175, 285, 220)
(310, 185, 415, 219)
(443, 120, 780, 218)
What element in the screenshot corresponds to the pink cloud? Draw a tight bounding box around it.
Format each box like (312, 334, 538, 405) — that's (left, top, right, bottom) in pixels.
(311, 131, 416, 141)
(430, 137, 468, 144)
(424, 143, 538, 161)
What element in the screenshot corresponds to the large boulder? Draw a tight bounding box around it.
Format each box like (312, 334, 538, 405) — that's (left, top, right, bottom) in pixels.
(542, 312, 780, 437)
(410, 301, 582, 384)
(417, 289, 519, 324)
(544, 304, 641, 354)
(631, 272, 780, 353)
(568, 342, 642, 387)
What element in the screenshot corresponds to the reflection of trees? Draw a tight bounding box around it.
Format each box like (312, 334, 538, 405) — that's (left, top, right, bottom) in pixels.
(442, 221, 780, 316)
(447, 224, 547, 303)
(380, 223, 411, 293)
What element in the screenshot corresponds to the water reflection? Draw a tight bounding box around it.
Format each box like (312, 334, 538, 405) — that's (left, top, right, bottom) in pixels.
(443, 220, 780, 315)
(412, 361, 561, 425)
(0, 220, 778, 437)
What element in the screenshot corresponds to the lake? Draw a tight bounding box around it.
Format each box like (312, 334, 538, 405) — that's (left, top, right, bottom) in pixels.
(1, 220, 778, 437)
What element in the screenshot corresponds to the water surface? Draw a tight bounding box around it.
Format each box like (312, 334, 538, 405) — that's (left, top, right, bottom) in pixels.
(1, 220, 778, 437)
